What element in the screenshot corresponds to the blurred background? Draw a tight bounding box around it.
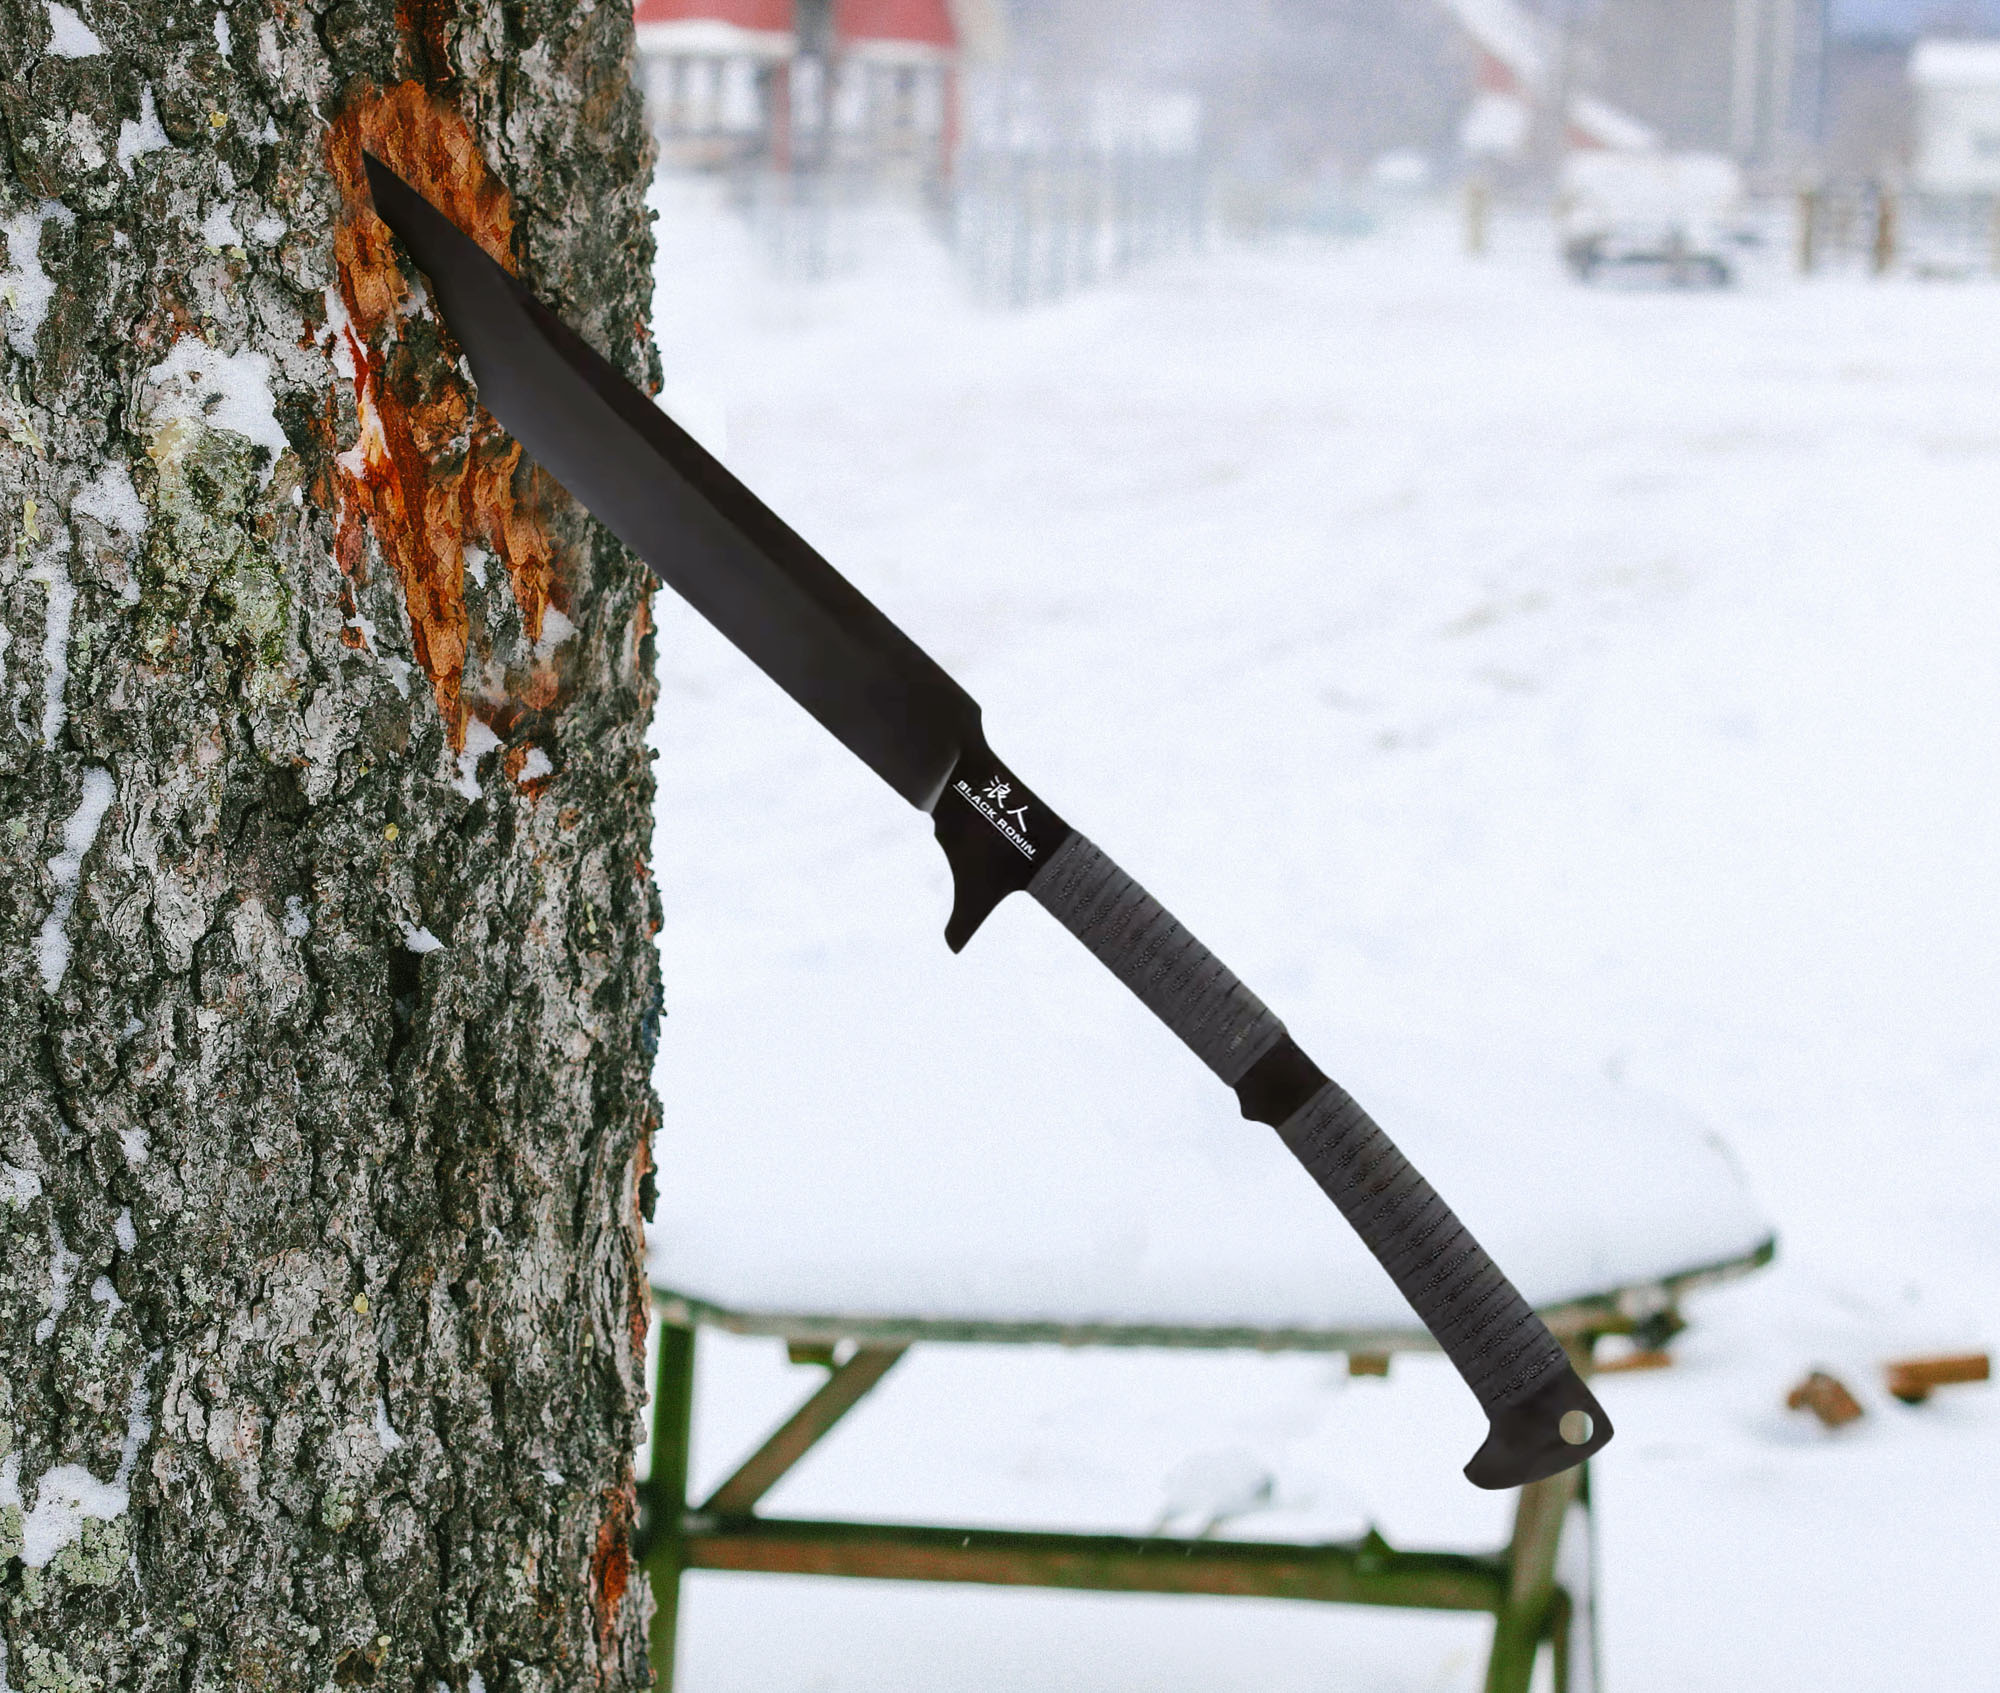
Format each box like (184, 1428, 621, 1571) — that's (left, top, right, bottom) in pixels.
(627, 0, 2000, 290)
(632, 3, 2000, 1690)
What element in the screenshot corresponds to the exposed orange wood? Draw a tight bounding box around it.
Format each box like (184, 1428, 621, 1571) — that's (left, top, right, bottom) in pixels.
(322, 84, 572, 750)
(591, 1483, 636, 1668)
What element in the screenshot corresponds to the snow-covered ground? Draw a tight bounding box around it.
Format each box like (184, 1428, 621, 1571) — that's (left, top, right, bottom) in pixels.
(642, 180, 2000, 1691)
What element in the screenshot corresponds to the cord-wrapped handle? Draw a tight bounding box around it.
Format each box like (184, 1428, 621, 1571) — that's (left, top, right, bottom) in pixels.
(1028, 832, 1612, 1489)
(1273, 1077, 1610, 1485)
(1026, 832, 1288, 1087)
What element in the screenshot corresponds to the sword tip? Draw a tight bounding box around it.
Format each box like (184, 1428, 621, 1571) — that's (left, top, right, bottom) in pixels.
(359, 150, 405, 214)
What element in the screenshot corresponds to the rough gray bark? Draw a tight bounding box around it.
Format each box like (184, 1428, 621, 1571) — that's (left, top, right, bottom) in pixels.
(0, 3, 663, 1688)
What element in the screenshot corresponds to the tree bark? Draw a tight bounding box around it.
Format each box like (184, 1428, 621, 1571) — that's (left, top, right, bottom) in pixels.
(0, 3, 662, 1688)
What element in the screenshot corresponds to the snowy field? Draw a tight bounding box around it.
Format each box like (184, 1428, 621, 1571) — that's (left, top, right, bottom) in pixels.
(641, 179, 2000, 1691)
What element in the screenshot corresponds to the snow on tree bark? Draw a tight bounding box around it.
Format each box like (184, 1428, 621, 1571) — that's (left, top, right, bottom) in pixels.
(0, 2, 664, 1688)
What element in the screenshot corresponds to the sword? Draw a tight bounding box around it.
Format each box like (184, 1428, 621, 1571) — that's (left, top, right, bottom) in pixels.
(362, 155, 1611, 1488)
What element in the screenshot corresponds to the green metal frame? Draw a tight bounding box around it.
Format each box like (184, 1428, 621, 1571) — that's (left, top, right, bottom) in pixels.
(636, 1240, 1775, 1691)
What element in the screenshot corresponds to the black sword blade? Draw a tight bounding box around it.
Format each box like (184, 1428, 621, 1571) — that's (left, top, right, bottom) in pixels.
(361, 153, 981, 814)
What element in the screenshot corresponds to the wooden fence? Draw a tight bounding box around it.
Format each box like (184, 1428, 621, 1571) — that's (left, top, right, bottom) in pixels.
(1796, 186, 2000, 279)
(947, 142, 1206, 307)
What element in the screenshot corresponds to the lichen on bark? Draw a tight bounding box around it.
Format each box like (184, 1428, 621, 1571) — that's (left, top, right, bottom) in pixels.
(0, 1, 664, 1687)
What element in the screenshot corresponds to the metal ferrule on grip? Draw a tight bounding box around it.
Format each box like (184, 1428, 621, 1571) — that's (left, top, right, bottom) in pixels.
(1026, 833, 1286, 1088)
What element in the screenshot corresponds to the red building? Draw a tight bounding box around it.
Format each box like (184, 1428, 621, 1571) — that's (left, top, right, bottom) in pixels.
(634, 0, 961, 175)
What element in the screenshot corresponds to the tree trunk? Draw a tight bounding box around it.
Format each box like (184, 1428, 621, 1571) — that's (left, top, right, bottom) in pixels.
(0, 4, 662, 1688)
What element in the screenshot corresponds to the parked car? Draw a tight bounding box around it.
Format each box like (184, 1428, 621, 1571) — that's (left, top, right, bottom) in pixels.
(1559, 150, 1747, 286)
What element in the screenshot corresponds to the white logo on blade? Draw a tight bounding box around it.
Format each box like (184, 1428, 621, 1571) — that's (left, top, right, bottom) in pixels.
(956, 776, 1037, 859)
(982, 778, 1033, 832)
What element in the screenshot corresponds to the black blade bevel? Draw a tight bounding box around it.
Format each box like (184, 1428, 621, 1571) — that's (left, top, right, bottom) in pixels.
(361, 154, 983, 813)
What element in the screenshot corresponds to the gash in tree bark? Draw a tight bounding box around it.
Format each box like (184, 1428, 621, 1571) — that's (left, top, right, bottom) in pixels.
(0, 2, 664, 1686)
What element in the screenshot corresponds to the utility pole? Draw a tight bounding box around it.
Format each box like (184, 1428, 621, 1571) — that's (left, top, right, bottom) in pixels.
(1731, 0, 1764, 160)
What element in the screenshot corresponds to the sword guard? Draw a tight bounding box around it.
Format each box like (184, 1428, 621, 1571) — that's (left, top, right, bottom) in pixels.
(929, 740, 1070, 953)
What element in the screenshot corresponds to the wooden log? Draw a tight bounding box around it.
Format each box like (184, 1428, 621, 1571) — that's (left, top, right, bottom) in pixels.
(1786, 1370, 1864, 1429)
(1882, 1353, 1990, 1405)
